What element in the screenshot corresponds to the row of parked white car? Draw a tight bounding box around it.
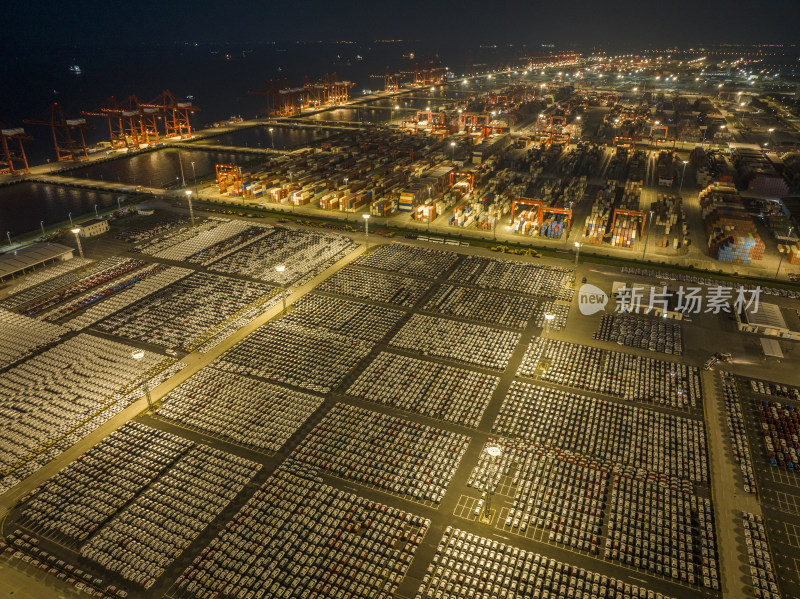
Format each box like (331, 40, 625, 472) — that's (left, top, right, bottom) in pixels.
(518, 339, 701, 410)
(448, 255, 575, 301)
(0, 309, 67, 369)
(209, 227, 356, 286)
(214, 321, 372, 393)
(293, 403, 470, 505)
(317, 265, 431, 307)
(493, 381, 709, 483)
(21, 422, 192, 544)
(347, 351, 499, 428)
(0, 257, 93, 301)
(0, 257, 113, 311)
(720, 373, 757, 493)
(95, 272, 276, 351)
(115, 214, 189, 244)
(423, 284, 538, 329)
(185, 225, 273, 266)
(743, 512, 781, 599)
(355, 243, 459, 279)
(175, 464, 429, 599)
(156, 365, 324, 453)
(80, 442, 260, 588)
(606, 476, 718, 588)
(151, 219, 260, 262)
(417, 526, 676, 599)
(61, 266, 193, 332)
(391, 314, 520, 370)
(21, 258, 145, 317)
(0, 335, 166, 495)
(469, 439, 608, 554)
(286, 294, 404, 343)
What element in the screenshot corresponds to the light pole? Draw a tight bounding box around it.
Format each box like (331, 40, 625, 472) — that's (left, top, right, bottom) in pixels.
(275, 264, 287, 313)
(642, 211, 653, 260)
(775, 227, 794, 279)
(178, 152, 186, 186)
(40, 221, 45, 238)
(190, 161, 196, 187)
(94, 204, 99, 218)
(71, 228, 84, 259)
(68, 212, 73, 227)
(679, 160, 689, 192)
(269, 128, 274, 149)
(6, 232, 11, 247)
(450, 141, 456, 161)
(363, 214, 370, 252)
(117, 198, 121, 210)
(544, 313, 555, 351)
(481, 444, 503, 524)
(394, 105, 399, 125)
(544, 313, 555, 337)
(574, 241, 581, 266)
(131, 350, 154, 411)
(185, 190, 195, 227)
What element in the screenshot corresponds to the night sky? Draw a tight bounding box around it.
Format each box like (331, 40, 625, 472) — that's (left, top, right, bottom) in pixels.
(3, 0, 799, 52)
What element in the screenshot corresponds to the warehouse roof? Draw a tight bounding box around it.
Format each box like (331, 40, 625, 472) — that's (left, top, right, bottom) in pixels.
(742, 302, 787, 331)
(761, 338, 784, 358)
(0, 243, 74, 280)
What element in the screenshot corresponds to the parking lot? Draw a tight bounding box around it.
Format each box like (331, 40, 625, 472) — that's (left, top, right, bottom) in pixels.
(732, 375, 800, 598)
(2, 209, 800, 599)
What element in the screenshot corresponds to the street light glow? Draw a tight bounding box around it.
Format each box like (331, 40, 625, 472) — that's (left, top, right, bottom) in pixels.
(131, 350, 145, 360)
(275, 264, 286, 273)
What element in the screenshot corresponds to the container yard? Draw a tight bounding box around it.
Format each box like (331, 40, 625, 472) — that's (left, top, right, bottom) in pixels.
(700, 184, 766, 263)
(648, 193, 688, 251)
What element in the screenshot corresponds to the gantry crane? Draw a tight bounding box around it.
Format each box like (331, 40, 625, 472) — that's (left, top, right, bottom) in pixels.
(83, 96, 150, 149)
(216, 164, 242, 195)
(141, 90, 198, 139)
(458, 112, 490, 131)
(248, 78, 290, 116)
(304, 73, 354, 107)
(24, 103, 90, 162)
(370, 67, 401, 93)
(510, 198, 543, 225)
(415, 110, 447, 127)
(0, 125, 31, 175)
(402, 58, 446, 88)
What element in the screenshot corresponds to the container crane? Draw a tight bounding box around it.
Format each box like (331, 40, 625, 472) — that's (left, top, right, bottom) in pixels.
(216, 164, 242, 195)
(24, 103, 90, 162)
(0, 125, 31, 175)
(248, 78, 290, 116)
(83, 96, 149, 149)
(370, 67, 401, 93)
(141, 91, 198, 139)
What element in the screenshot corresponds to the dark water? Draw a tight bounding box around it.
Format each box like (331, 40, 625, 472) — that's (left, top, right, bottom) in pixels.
(194, 125, 332, 150)
(0, 182, 123, 238)
(63, 148, 260, 188)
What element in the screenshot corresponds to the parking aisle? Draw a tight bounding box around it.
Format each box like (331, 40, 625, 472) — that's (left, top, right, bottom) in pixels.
(703, 370, 762, 599)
